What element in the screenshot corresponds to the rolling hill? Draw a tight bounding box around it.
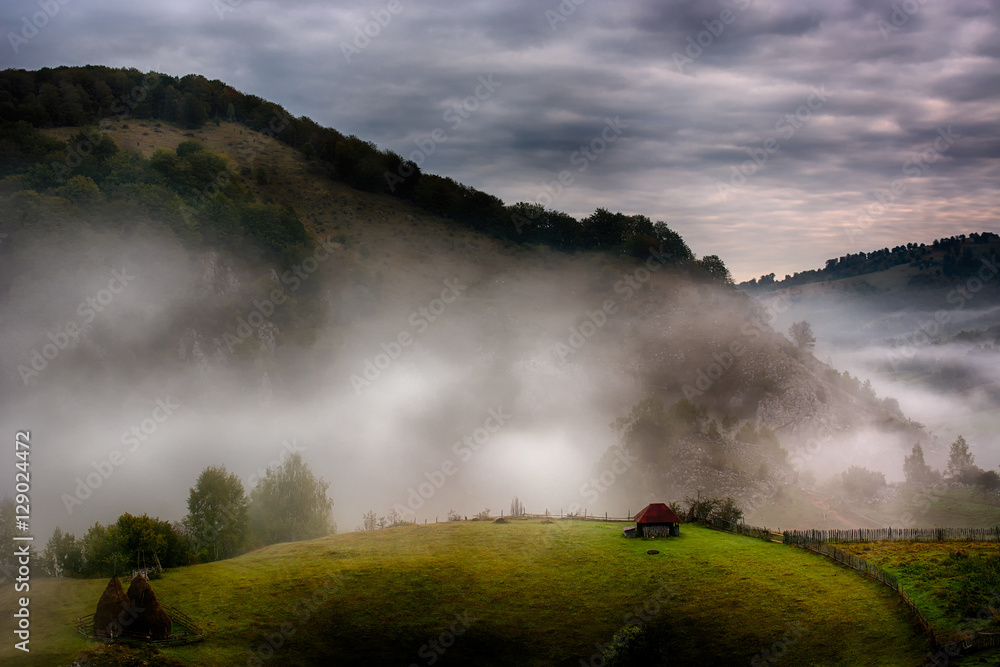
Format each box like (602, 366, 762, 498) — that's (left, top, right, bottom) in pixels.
(0, 521, 930, 666)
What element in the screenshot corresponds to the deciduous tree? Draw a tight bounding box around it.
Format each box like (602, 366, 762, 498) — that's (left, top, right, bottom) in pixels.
(184, 465, 249, 561)
(788, 321, 816, 350)
(249, 453, 333, 545)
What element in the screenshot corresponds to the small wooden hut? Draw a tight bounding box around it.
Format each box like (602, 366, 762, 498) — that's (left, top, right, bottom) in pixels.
(125, 575, 172, 640)
(93, 577, 129, 638)
(634, 503, 682, 537)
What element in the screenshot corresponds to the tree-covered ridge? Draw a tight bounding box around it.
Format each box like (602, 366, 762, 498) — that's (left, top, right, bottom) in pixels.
(0, 65, 727, 279)
(741, 232, 1000, 291)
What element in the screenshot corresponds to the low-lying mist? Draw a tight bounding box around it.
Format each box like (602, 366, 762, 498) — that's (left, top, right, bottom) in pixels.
(770, 286, 1000, 479)
(3, 214, 954, 542)
(1, 225, 662, 541)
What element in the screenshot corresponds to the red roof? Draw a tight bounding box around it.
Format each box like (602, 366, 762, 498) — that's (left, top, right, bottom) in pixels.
(634, 503, 682, 524)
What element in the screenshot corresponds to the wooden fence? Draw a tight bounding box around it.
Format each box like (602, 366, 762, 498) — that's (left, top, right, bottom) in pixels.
(703, 521, 1000, 657)
(495, 511, 635, 522)
(76, 603, 204, 646)
(782, 530, 1000, 656)
(709, 519, 780, 542)
(783, 527, 1000, 544)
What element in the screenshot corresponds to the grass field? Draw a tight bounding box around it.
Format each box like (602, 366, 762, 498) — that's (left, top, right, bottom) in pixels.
(840, 540, 1000, 634)
(0, 520, 931, 666)
(840, 540, 1000, 665)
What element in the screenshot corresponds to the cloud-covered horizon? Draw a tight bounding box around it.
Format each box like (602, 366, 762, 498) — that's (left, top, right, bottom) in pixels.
(2, 0, 998, 279)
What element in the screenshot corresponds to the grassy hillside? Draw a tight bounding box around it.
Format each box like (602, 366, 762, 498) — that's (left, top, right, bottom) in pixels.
(0, 521, 929, 666)
(841, 539, 1000, 665)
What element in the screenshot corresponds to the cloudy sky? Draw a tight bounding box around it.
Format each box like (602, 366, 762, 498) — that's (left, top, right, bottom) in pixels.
(2, 0, 998, 280)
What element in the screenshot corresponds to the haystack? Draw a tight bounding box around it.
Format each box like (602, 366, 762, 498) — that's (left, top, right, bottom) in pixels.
(125, 575, 172, 640)
(93, 577, 129, 638)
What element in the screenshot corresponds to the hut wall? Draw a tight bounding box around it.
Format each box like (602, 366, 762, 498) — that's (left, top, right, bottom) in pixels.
(641, 524, 674, 538)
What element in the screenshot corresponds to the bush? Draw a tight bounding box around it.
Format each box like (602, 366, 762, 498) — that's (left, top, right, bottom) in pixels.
(841, 466, 886, 500)
(684, 495, 743, 525)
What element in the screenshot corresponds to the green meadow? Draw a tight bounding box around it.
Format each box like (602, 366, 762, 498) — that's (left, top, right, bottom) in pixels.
(1, 521, 932, 666)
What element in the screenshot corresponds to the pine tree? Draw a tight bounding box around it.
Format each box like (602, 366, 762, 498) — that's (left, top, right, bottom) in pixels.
(903, 443, 936, 485)
(945, 435, 977, 483)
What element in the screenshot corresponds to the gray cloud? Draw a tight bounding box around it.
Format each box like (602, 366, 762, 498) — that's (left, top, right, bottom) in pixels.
(1, 0, 998, 279)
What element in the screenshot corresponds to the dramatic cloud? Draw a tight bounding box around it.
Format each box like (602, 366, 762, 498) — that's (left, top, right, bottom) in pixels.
(2, 0, 998, 278)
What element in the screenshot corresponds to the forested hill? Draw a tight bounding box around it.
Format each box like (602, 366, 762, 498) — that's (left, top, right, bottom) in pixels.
(0, 65, 723, 276)
(740, 232, 1000, 292)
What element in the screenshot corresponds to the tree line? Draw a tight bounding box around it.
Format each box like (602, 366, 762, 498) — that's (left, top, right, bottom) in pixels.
(903, 436, 999, 490)
(0, 453, 333, 579)
(0, 65, 730, 281)
(741, 232, 1000, 290)
(838, 435, 1000, 503)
